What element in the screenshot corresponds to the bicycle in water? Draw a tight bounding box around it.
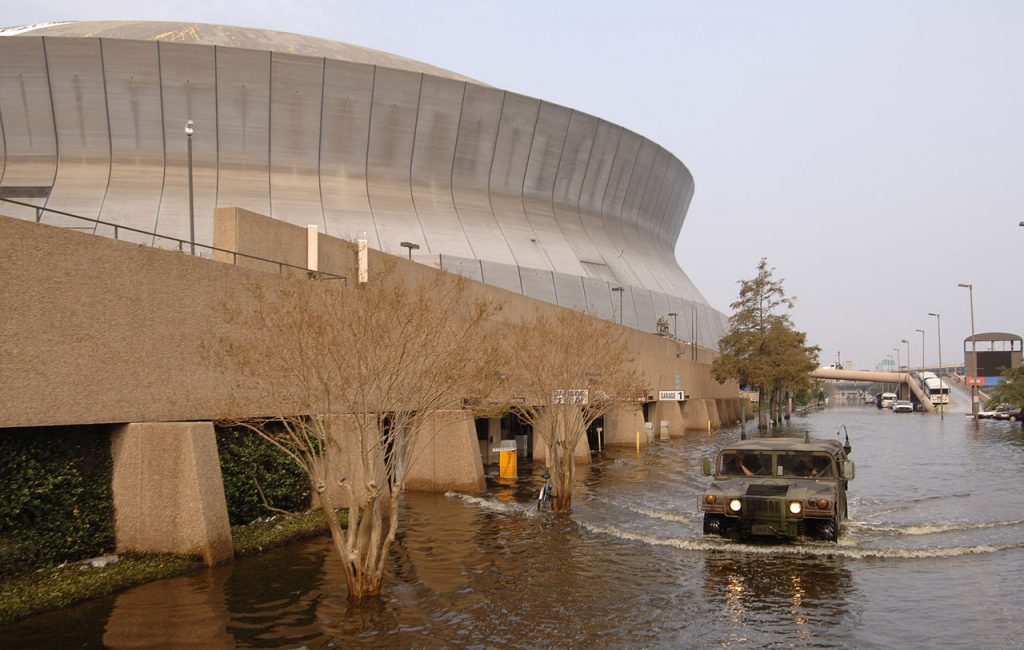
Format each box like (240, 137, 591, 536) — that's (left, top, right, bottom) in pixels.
(537, 470, 552, 511)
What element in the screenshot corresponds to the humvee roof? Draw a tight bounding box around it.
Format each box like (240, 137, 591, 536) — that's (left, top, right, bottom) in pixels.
(719, 437, 846, 454)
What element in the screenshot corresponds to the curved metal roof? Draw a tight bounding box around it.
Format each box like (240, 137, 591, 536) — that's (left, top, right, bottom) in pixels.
(964, 332, 1022, 343)
(0, 20, 482, 84)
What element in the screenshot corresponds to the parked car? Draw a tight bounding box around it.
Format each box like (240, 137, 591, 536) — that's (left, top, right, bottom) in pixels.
(979, 404, 1015, 419)
(993, 405, 1023, 422)
(892, 400, 914, 413)
(880, 393, 897, 409)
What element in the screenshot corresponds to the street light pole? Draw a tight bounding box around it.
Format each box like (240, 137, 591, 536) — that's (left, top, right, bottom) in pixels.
(915, 328, 925, 371)
(668, 312, 678, 338)
(928, 312, 943, 420)
(959, 283, 978, 420)
(185, 120, 195, 256)
(902, 337, 910, 373)
(893, 347, 901, 398)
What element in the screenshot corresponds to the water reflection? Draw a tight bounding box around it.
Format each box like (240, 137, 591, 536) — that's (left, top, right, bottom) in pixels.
(103, 570, 233, 649)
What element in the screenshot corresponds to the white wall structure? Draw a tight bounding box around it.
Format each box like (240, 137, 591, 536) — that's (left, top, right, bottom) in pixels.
(0, 21, 728, 347)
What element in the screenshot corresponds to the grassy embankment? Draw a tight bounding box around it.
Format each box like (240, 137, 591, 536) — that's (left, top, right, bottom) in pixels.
(0, 509, 342, 626)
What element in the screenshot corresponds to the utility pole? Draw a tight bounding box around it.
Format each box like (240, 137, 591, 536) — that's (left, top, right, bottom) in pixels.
(928, 313, 943, 420)
(959, 283, 978, 421)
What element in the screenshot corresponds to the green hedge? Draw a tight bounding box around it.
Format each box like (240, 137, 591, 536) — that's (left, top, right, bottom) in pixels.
(216, 427, 311, 526)
(0, 426, 114, 578)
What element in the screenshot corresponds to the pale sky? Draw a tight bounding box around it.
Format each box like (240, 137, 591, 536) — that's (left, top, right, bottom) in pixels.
(5, 1, 1022, 370)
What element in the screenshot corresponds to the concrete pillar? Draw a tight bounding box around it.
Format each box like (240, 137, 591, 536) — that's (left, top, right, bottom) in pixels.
(406, 410, 487, 493)
(486, 417, 501, 466)
(682, 398, 710, 431)
(110, 422, 233, 566)
(531, 409, 592, 466)
(653, 399, 685, 438)
(704, 399, 722, 430)
(603, 402, 647, 448)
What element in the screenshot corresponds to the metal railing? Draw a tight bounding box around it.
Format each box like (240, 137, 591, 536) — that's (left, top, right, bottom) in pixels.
(0, 197, 346, 282)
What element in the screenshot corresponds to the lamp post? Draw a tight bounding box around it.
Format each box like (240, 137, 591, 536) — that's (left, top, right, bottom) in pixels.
(611, 287, 624, 324)
(185, 120, 195, 256)
(668, 312, 678, 338)
(915, 328, 925, 371)
(959, 282, 978, 420)
(902, 338, 910, 373)
(894, 346, 905, 399)
(399, 241, 420, 260)
(928, 312, 943, 420)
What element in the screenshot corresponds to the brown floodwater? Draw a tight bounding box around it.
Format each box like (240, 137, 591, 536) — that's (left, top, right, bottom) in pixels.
(4, 394, 1024, 648)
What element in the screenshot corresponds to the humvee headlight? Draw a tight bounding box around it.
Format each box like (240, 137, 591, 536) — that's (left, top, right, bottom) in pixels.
(788, 501, 802, 515)
(728, 499, 742, 512)
(705, 495, 716, 505)
(816, 499, 829, 509)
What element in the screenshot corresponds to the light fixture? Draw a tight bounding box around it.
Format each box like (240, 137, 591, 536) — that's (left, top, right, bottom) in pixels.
(399, 241, 420, 260)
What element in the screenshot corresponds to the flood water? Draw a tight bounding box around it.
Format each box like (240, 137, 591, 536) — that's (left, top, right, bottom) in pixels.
(5, 391, 1024, 648)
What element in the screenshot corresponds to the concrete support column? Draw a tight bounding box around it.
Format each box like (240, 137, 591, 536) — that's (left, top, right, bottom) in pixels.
(653, 399, 685, 438)
(530, 409, 592, 466)
(682, 398, 710, 431)
(486, 417, 501, 466)
(110, 421, 233, 566)
(600, 402, 646, 447)
(704, 399, 723, 429)
(406, 410, 487, 493)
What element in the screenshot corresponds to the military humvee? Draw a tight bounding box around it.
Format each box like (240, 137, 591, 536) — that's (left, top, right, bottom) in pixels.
(700, 434, 854, 542)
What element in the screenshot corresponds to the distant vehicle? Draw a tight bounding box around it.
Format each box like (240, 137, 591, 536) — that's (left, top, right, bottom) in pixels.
(982, 404, 1023, 421)
(892, 400, 913, 413)
(919, 372, 950, 405)
(880, 393, 897, 409)
(700, 435, 855, 542)
(978, 403, 1012, 419)
(994, 406, 1023, 422)
(864, 394, 876, 404)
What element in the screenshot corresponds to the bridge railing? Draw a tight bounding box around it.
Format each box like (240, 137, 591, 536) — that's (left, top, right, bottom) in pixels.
(0, 197, 346, 282)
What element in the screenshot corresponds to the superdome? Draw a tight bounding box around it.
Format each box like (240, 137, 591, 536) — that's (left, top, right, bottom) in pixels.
(0, 20, 727, 346)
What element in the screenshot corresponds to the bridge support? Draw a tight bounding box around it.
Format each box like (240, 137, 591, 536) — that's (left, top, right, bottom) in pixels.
(602, 403, 648, 447)
(110, 421, 233, 566)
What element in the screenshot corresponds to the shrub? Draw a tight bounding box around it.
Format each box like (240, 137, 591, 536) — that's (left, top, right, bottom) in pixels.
(0, 426, 114, 578)
(215, 427, 311, 526)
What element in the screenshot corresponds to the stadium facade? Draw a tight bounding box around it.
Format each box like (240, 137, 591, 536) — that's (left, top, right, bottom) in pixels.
(0, 21, 726, 345)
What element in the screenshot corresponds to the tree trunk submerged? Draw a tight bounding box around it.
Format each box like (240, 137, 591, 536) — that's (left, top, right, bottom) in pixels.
(316, 490, 392, 601)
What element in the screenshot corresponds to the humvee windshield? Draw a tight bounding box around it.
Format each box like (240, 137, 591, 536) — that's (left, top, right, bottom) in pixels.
(719, 451, 834, 478)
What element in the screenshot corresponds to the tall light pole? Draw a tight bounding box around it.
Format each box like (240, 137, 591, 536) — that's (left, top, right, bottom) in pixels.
(902, 338, 910, 373)
(959, 283, 978, 420)
(668, 312, 678, 338)
(915, 328, 925, 371)
(611, 287, 624, 324)
(185, 120, 195, 256)
(928, 312, 943, 420)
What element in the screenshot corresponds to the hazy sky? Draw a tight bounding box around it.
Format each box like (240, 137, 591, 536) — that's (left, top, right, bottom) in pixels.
(6, 1, 1022, 369)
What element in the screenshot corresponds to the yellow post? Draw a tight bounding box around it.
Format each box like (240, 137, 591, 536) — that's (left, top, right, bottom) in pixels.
(707, 420, 711, 435)
(635, 430, 640, 453)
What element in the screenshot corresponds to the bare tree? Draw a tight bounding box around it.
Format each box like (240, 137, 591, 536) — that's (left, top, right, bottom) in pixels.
(502, 309, 645, 512)
(211, 259, 506, 599)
